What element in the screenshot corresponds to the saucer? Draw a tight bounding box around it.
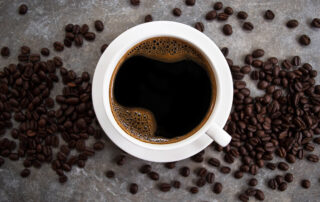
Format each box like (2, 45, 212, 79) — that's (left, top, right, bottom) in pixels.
(92, 21, 233, 162)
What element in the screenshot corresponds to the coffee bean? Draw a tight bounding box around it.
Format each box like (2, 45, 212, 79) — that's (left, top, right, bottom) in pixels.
(53, 42, 64, 52)
(234, 170, 243, 179)
(278, 182, 287, 191)
(164, 162, 176, 169)
(59, 175, 68, 183)
(1, 47, 10, 57)
(206, 172, 215, 183)
(149, 171, 159, 180)
(129, 183, 138, 194)
(130, 0, 140, 6)
(180, 166, 190, 177)
(190, 186, 198, 194)
(220, 166, 231, 174)
(197, 167, 207, 177)
(20, 168, 30, 177)
(243, 22, 254, 31)
(301, 179, 310, 188)
(205, 10, 217, 21)
(19, 4, 28, 15)
(284, 173, 293, 183)
(258, 81, 268, 90)
(224, 7, 233, 15)
(217, 13, 228, 21)
(291, 56, 301, 66)
(194, 22, 204, 32)
(213, 182, 223, 194)
(248, 178, 258, 186)
(239, 193, 249, 202)
(299, 35, 311, 46)
(264, 10, 275, 20)
(172, 180, 181, 188)
(278, 162, 289, 171)
(196, 178, 206, 187)
(172, 8, 182, 17)
(185, 0, 196, 6)
(286, 19, 299, 28)
(94, 20, 104, 32)
(159, 183, 171, 192)
(311, 18, 320, 28)
(252, 49, 264, 58)
(65, 24, 74, 32)
(255, 189, 265, 201)
(268, 179, 277, 190)
(84, 32, 96, 41)
(116, 155, 125, 166)
(80, 24, 89, 34)
(140, 164, 151, 174)
(105, 170, 115, 178)
(144, 15, 153, 22)
(306, 154, 319, 162)
(93, 141, 104, 151)
(241, 65, 251, 74)
(275, 175, 284, 185)
(213, 2, 223, 10)
(237, 11, 248, 20)
(40, 48, 50, 56)
(222, 24, 232, 36)
(286, 153, 296, 164)
(221, 47, 229, 57)
(100, 44, 108, 53)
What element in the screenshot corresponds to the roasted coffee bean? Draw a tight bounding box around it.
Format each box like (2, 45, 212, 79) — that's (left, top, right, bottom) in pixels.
(93, 141, 104, 151)
(84, 32, 96, 41)
(275, 175, 284, 185)
(105, 170, 115, 178)
(197, 167, 207, 177)
(291, 56, 301, 66)
(252, 49, 264, 58)
(241, 65, 251, 74)
(264, 10, 275, 20)
(222, 24, 232, 35)
(20, 168, 31, 177)
(213, 2, 223, 10)
(237, 11, 248, 20)
(306, 154, 319, 162)
(301, 179, 310, 188)
(172, 180, 181, 188)
(217, 13, 228, 21)
(248, 178, 258, 186)
(206, 172, 215, 184)
(1, 47, 10, 57)
(213, 182, 223, 194)
(284, 173, 293, 183)
(53, 42, 64, 52)
(278, 162, 289, 171)
(149, 171, 159, 180)
(74, 35, 83, 46)
(129, 183, 138, 194)
(243, 22, 254, 31)
(19, 4, 28, 15)
(80, 24, 89, 34)
(268, 178, 277, 190)
(172, 8, 182, 17)
(180, 166, 190, 177)
(220, 166, 231, 174)
(59, 175, 68, 183)
(311, 18, 320, 28)
(239, 193, 249, 202)
(278, 182, 287, 191)
(206, 10, 217, 21)
(190, 186, 198, 194)
(255, 189, 265, 201)
(64, 38, 72, 47)
(40, 48, 50, 56)
(196, 178, 206, 187)
(116, 155, 125, 166)
(250, 165, 258, 175)
(286, 19, 299, 28)
(130, 0, 140, 6)
(194, 22, 204, 32)
(185, 0, 196, 6)
(286, 154, 296, 164)
(164, 162, 176, 169)
(299, 35, 311, 46)
(221, 47, 229, 57)
(100, 44, 108, 53)
(144, 15, 153, 22)
(140, 164, 151, 174)
(94, 20, 104, 31)
(224, 7, 233, 15)
(65, 24, 74, 32)
(234, 170, 243, 179)
(159, 183, 171, 192)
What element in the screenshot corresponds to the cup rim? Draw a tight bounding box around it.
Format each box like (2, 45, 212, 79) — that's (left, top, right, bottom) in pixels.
(95, 21, 233, 151)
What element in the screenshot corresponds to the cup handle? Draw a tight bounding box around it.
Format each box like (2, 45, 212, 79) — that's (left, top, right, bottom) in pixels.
(206, 123, 231, 147)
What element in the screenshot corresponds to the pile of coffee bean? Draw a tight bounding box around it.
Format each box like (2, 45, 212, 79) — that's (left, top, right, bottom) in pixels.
(62, 23, 96, 49)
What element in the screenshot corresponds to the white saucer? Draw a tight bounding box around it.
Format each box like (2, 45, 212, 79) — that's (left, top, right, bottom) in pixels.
(92, 21, 233, 162)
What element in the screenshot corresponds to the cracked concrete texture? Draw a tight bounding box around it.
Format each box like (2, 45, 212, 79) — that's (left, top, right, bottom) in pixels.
(0, 0, 320, 201)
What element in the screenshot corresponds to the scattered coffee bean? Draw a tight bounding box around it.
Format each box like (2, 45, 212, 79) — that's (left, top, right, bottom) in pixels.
(130, 0, 140, 6)
(217, 13, 229, 21)
(221, 47, 229, 57)
(224, 7, 233, 15)
(190, 186, 198, 194)
(116, 155, 125, 166)
(264, 10, 275, 20)
(234, 170, 243, 179)
(20, 168, 30, 177)
(278, 182, 287, 191)
(306, 154, 319, 162)
(180, 166, 190, 177)
(84, 32, 96, 41)
(252, 49, 265, 58)
(172, 8, 182, 17)
(172, 180, 181, 188)
(140, 164, 151, 174)
(94, 20, 104, 32)
(268, 178, 277, 190)
(222, 24, 233, 36)
(278, 162, 289, 171)
(208, 158, 220, 167)
(243, 22, 254, 31)
(53, 42, 64, 52)
(248, 178, 258, 186)
(196, 178, 206, 187)
(164, 162, 176, 169)
(80, 24, 89, 34)
(197, 167, 207, 177)
(239, 193, 249, 202)
(185, 0, 196, 6)
(59, 175, 68, 183)
(205, 10, 217, 21)
(291, 56, 301, 66)
(284, 173, 293, 183)
(299, 35, 311, 46)
(40, 48, 50, 56)
(301, 179, 310, 188)
(100, 44, 108, 53)
(144, 15, 153, 22)
(19, 4, 28, 15)
(220, 166, 231, 174)
(213, 2, 223, 10)
(1, 47, 10, 57)
(194, 22, 204, 32)
(213, 182, 223, 194)
(237, 11, 248, 20)
(159, 183, 171, 192)
(105, 170, 115, 178)
(286, 19, 299, 28)
(129, 183, 138, 194)
(148, 171, 159, 180)
(311, 18, 320, 28)
(206, 172, 215, 184)
(255, 189, 265, 201)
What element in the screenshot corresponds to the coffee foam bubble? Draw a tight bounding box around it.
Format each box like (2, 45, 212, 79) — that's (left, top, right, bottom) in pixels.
(110, 37, 214, 144)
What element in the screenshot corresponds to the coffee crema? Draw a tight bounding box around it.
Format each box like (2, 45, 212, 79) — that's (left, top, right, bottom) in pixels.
(110, 37, 216, 144)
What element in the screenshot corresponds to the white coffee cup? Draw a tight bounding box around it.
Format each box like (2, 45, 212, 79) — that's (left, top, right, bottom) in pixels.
(92, 21, 233, 162)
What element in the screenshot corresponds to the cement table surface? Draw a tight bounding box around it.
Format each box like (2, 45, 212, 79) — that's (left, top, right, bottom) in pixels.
(0, 0, 320, 201)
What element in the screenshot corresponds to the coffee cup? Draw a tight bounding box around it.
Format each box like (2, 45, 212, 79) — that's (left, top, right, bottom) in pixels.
(92, 21, 233, 162)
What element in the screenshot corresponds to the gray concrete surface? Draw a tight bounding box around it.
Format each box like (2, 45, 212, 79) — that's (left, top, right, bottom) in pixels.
(0, 0, 320, 201)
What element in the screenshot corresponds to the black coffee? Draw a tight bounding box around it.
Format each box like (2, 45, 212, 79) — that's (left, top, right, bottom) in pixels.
(110, 37, 216, 144)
